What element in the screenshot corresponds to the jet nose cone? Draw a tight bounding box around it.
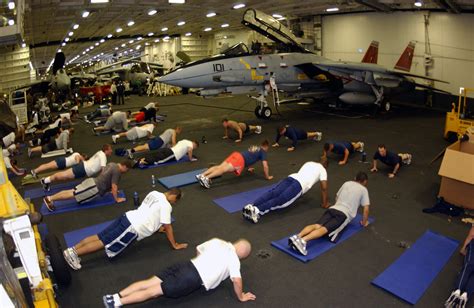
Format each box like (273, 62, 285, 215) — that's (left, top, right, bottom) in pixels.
(158, 69, 183, 86)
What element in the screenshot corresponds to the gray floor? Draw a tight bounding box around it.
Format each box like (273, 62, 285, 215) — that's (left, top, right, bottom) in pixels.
(13, 94, 468, 307)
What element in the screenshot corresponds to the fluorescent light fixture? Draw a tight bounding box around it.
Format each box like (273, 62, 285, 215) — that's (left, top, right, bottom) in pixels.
(137, 36, 143, 40)
(90, 46, 94, 49)
(82, 11, 90, 18)
(221, 23, 229, 28)
(62, 42, 66, 46)
(326, 7, 339, 12)
(124, 51, 128, 54)
(233, 3, 246, 9)
(185, 32, 192, 36)
(91, 0, 109, 3)
(414, 1, 422, 7)
(21, 42, 26, 48)
(58, 49, 62, 52)
(65, 37, 70, 42)
(206, 12, 216, 17)
(100, 39, 105, 43)
(168, 0, 185, 3)
(86, 48, 90, 51)
(115, 47, 119, 50)
(163, 36, 170, 40)
(177, 21, 186, 26)
(127, 21, 135, 26)
(8, 2, 15, 10)
(121, 43, 126, 47)
(129, 49, 133, 52)
(83, 51, 86, 54)
(154, 38, 160, 42)
(116, 27, 123, 32)
(129, 40, 134, 44)
(272, 13, 283, 18)
(8, 19, 14, 26)
(148, 9, 157, 16)
(223, 35, 227, 39)
(107, 33, 113, 38)
(73, 24, 79, 29)
(148, 32, 154, 36)
(161, 27, 168, 31)
(145, 42, 150, 46)
(204, 27, 212, 32)
(100, 52, 104, 55)
(68, 31, 74, 36)
(95, 42, 99, 46)
(136, 45, 141, 50)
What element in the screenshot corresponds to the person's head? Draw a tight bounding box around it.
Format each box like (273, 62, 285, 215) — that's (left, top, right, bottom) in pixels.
(355, 171, 368, 186)
(102, 144, 113, 156)
(233, 239, 252, 259)
(175, 125, 182, 134)
(260, 139, 269, 151)
(377, 144, 387, 157)
(165, 187, 182, 204)
(126, 110, 132, 117)
(278, 126, 287, 135)
(222, 118, 229, 128)
(28, 212, 43, 225)
(192, 140, 199, 149)
(118, 160, 133, 173)
(323, 142, 334, 153)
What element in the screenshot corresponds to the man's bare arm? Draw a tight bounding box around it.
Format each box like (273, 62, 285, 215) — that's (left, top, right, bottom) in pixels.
(163, 224, 187, 250)
(232, 277, 256, 302)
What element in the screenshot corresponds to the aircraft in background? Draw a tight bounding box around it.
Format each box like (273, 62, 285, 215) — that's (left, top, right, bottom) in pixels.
(159, 9, 447, 119)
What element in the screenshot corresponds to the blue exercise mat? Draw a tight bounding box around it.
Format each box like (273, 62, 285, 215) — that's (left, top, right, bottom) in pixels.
(138, 156, 190, 169)
(40, 190, 126, 215)
(213, 184, 277, 213)
(271, 214, 375, 263)
(24, 181, 81, 200)
(371, 230, 459, 305)
(158, 168, 207, 189)
(63, 216, 175, 247)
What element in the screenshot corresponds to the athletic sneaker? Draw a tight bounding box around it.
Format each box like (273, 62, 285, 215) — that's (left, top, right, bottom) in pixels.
(125, 149, 134, 160)
(242, 204, 253, 221)
(201, 176, 211, 189)
(30, 169, 37, 179)
(288, 235, 298, 250)
(112, 135, 118, 144)
(102, 295, 116, 308)
(444, 289, 460, 308)
(195, 174, 204, 186)
(255, 126, 262, 134)
(405, 154, 412, 165)
(458, 292, 467, 308)
(357, 142, 365, 153)
(63, 248, 81, 270)
(249, 205, 260, 223)
(40, 178, 51, 191)
(313, 132, 323, 141)
(43, 197, 55, 212)
(289, 235, 307, 256)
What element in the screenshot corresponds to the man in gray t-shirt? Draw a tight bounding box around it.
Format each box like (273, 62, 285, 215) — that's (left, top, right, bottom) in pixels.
(289, 172, 370, 256)
(43, 161, 132, 212)
(94, 111, 132, 134)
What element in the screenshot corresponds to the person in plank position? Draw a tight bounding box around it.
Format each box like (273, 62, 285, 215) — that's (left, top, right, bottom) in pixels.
(196, 140, 273, 189)
(123, 126, 182, 159)
(323, 141, 365, 165)
(242, 161, 328, 223)
(370, 144, 412, 178)
(62, 189, 185, 271)
(102, 238, 254, 307)
(28, 128, 74, 157)
(93, 111, 132, 134)
(222, 118, 262, 143)
(136, 139, 198, 166)
(272, 125, 322, 151)
(289, 171, 370, 256)
(42, 161, 131, 211)
(112, 123, 155, 144)
(31, 152, 87, 178)
(40, 144, 112, 191)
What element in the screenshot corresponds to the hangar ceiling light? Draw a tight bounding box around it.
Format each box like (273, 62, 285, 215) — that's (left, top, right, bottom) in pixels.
(233, 3, 246, 9)
(100, 38, 105, 43)
(8, 1, 15, 10)
(177, 21, 186, 26)
(148, 9, 157, 16)
(185, 32, 192, 36)
(148, 32, 154, 36)
(161, 27, 168, 31)
(221, 23, 229, 28)
(68, 31, 74, 36)
(116, 27, 123, 33)
(272, 13, 283, 18)
(91, 0, 109, 3)
(204, 27, 212, 31)
(73, 24, 79, 30)
(82, 11, 90, 18)
(206, 12, 217, 17)
(168, 0, 185, 3)
(414, 1, 423, 7)
(127, 21, 135, 26)
(326, 7, 339, 12)
(8, 19, 14, 26)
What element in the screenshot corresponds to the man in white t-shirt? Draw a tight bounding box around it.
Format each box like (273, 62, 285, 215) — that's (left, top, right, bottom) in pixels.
(289, 172, 371, 256)
(62, 189, 185, 270)
(124, 126, 182, 159)
(40, 144, 112, 191)
(31, 152, 87, 178)
(137, 139, 198, 166)
(112, 123, 155, 144)
(243, 161, 328, 223)
(102, 238, 255, 307)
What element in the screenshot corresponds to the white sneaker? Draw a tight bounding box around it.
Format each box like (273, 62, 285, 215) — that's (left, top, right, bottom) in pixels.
(63, 248, 82, 270)
(313, 132, 322, 141)
(445, 289, 460, 307)
(249, 205, 260, 223)
(242, 204, 253, 220)
(458, 292, 467, 308)
(405, 154, 412, 165)
(202, 176, 211, 189)
(112, 135, 118, 144)
(255, 126, 262, 134)
(357, 142, 365, 153)
(289, 235, 307, 255)
(30, 169, 37, 179)
(125, 149, 133, 159)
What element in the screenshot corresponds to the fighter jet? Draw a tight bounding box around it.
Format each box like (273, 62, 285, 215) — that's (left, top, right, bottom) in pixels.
(159, 9, 447, 119)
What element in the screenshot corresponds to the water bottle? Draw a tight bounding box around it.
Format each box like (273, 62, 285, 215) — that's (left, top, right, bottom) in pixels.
(362, 152, 367, 162)
(133, 192, 139, 207)
(151, 175, 156, 188)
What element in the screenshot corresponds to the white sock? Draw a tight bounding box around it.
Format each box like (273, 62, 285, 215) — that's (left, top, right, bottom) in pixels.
(44, 177, 51, 184)
(113, 294, 122, 306)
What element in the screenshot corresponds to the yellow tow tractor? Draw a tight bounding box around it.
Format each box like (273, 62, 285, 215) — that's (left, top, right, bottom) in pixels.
(444, 87, 474, 142)
(0, 150, 70, 307)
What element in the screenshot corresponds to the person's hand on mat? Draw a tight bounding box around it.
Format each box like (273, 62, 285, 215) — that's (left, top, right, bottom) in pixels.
(370, 167, 378, 172)
(247, 167, 255, 173)
(287, 147, 295, 152)
(235, 139, 242, 143)
(173, 243, 188, 250)
(240, 292, 256, 302)
(266, 175, 274, 180)
(360, 220, 369, 227)
(388, 173, 395, 178)
(222, 136, 228, 139)
(116, 197, 126, 203)
(338, 161, 346, 165)
(272, 143, 279, 147)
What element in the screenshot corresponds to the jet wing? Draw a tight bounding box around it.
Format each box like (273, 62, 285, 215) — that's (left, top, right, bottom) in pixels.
(242, 9, 309, 53)
(389, 70, 449, 83)
(95, 55, 143, 73)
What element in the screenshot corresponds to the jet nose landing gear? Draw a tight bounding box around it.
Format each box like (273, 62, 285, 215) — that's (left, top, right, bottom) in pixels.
(255, 106, 272, 119)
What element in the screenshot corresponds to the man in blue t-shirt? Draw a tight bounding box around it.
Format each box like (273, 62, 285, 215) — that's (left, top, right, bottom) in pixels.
(371, 144, 412, 178)
(272, 125, 322, 151)
(196, 140, 273, 188)
(323, 141, 364, 165)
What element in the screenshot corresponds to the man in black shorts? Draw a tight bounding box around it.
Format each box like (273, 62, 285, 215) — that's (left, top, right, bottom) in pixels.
(28, 128, 74, 158)
(371, 144, 412, 178)
(289, 172, 370, 256)
(102, 238, 255, 307)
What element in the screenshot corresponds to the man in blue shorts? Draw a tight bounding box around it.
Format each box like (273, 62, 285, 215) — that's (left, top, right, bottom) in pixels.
(31, 152, 87, 178)
(272, 125, 322, 151)
(371, 144, 412, 178)
(323, 141, 364, 165)
(62, 189, 186, 270)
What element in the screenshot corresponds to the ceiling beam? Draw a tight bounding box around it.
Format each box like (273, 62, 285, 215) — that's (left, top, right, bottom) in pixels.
(433, 0, 461, 13)
(354, 0, 391, 12)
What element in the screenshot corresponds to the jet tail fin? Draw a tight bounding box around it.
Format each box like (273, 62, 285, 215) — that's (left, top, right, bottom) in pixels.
(361, 41, 379, 64)
(394, 41, 416, 72)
